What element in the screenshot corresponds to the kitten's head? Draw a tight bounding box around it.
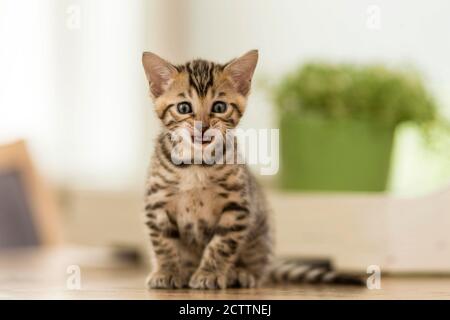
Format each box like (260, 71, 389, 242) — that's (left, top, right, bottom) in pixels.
(142, 50, 258, 146)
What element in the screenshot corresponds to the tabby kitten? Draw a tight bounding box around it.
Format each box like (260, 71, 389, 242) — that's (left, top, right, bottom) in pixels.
(142, 50, 272, 289)
(142, 51, 364, 289)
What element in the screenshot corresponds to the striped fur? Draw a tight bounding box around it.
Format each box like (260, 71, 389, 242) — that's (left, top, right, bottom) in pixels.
(176, 60, 224, 97)
(269, 259, 364, 286)
(142, 51, 363, 289)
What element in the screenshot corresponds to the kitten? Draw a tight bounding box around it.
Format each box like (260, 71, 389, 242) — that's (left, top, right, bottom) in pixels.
(142, 50, 363, 289)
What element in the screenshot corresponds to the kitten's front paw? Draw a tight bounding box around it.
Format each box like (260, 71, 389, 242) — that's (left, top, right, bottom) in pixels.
(146, 270, 185, 289)
(189, 270, 227, 290)
(227, 268, 257, 288)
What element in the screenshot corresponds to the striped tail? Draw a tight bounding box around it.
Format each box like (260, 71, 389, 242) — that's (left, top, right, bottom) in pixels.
(268, 258, 365, 286)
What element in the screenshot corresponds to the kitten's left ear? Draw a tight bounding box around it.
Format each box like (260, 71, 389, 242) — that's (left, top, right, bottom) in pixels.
(224, 50, 258, 96)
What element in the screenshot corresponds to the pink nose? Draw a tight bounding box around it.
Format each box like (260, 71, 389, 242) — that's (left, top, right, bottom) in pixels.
(194, 122, 209, 135)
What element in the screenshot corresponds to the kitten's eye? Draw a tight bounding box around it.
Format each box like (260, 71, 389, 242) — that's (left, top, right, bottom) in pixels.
(177, 102, 192, 114)
(212, 101, 227, 113)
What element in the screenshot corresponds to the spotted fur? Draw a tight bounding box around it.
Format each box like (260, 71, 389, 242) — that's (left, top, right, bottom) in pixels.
(142, 51, 363, 289)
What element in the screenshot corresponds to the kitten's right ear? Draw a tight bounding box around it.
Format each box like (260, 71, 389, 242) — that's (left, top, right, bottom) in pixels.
(142, 52, 177, 98)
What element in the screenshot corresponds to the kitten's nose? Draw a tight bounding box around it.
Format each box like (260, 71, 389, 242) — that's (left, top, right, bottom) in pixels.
(194, 121, 209, 135)
(202, 125, 210, 134)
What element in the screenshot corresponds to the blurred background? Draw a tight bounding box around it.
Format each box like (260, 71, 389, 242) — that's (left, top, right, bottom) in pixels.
(1, 0, 449, 273)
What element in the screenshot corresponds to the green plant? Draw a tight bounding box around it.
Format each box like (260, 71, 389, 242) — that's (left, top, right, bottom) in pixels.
(274, 62, 437, 129)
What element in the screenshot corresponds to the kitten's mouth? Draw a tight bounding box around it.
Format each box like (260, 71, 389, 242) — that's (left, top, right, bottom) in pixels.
(191, 135, 214, 145)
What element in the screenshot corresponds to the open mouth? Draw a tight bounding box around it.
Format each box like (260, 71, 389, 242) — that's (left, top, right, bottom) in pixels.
(191, 135, 213, 145)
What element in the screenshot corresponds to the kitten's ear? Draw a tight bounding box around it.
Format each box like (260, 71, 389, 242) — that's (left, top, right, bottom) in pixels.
(142, 52, 178, 98)
(224, 50, 258, 96)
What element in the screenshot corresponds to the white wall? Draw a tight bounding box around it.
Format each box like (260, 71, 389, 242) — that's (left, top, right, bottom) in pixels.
(0, 0, 58, 176)
(184, 0, 450, 93)
(1, 0, 155, 190)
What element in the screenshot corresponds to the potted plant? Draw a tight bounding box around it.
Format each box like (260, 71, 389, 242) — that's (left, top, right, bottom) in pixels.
(274, 62, 437, 191)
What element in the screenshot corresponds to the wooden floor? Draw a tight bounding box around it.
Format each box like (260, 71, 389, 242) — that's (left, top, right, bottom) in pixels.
(0, 248, 449, 300)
